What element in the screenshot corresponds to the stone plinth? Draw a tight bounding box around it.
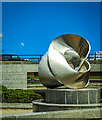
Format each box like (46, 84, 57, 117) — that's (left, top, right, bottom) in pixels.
(45, 88, 100, 104)
(33, 88, 101, 112)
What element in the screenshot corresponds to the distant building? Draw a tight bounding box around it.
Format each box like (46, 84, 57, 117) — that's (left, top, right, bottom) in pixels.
(96, 51, 102, 60)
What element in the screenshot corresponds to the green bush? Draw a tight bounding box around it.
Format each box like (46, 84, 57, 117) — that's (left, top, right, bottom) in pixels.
(2, 86, 42, 103)
(2, 85, 8, 91)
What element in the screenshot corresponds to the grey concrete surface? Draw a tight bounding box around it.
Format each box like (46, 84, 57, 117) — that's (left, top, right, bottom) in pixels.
(1, 61, 102, 89)
(33, 99, 102, 112)
(1, 103, 32, 109)
(1, 108, 102, 118)
(1, 62, 39, 89)
(45, 88, 100, 104)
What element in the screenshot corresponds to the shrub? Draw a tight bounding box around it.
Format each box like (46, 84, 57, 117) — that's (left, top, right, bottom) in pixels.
(2, 86, 42, 103)
(2, 85, 8, 91)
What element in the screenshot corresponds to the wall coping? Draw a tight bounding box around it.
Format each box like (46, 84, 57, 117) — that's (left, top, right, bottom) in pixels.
(0, 60, 102, 64)
(1, 61, 39, 64)
(1, 103, 32, 109)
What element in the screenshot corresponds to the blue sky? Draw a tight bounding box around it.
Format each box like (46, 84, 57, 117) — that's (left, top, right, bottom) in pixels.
(2, 2, 100, 55)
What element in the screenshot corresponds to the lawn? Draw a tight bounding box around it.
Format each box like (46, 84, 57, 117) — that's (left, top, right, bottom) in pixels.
(89, 76, 102, 79)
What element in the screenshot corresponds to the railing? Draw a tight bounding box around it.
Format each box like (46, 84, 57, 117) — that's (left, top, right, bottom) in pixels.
(13, 53, 102, 61)
(1, 53, 102, 61)
(87, 53, 102, 60)
(1, 54, 43, 61)
(18, 55, 43, 61)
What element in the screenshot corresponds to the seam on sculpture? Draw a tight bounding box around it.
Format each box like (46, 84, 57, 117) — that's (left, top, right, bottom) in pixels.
(47, 53, 56, 79)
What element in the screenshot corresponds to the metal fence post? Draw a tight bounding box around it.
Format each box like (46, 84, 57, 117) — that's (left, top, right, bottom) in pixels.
(94, 52, 96, 60)
(40, 55, 42, 60)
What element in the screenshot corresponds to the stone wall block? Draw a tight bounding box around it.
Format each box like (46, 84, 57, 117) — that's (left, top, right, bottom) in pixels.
(78, 91, 88, 104)
(2, 65, 6, 73)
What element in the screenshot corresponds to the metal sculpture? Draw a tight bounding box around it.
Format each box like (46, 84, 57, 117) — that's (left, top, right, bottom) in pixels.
(38, 34, 91, 89)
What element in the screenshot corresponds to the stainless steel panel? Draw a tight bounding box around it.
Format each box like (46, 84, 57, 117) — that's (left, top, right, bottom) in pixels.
(38, 34, 91, 89)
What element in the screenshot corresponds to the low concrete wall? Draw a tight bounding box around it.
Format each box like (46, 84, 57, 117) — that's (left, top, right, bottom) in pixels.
(1, 61, 102, 89)
(91, 64, 102, 72)
(1, 103, 32, 109)
(33, 99, 102, 112)
(1, 108, 102, 119)
(1, 61, 39, 89)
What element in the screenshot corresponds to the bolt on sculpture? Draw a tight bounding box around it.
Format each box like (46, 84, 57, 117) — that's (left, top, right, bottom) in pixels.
(38, 34, 91, 89)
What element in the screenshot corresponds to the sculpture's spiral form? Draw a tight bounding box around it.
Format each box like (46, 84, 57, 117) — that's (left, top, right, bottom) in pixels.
(38, 34, 91, 89)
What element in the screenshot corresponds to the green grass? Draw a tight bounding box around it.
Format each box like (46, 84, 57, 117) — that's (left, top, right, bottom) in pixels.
(27, 83, 42, 85)
(34, 76, 39, 79)
(89, 76, 102, 79)
(27, 77, 39, 80)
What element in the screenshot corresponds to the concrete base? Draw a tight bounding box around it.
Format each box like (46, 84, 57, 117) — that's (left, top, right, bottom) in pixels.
(33, 88, 101, 112)
(45, 88, 100, 104)
(33, 99, 102, 112)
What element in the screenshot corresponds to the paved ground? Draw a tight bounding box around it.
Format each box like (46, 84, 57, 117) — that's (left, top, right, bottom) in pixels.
(1, 109, 33, 115)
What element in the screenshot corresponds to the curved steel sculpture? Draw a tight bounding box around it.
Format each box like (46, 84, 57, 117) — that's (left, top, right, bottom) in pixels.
(38, 34, 91, 89)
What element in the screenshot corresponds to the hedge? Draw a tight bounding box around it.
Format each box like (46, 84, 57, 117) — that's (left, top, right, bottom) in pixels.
(2, 85, 42, 103)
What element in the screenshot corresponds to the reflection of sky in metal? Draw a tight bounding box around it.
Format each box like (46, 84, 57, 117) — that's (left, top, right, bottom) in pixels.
(2, 2, 100, 54)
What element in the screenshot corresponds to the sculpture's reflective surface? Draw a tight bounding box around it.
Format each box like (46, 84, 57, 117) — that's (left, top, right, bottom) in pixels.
(38, 34, 91, 89)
